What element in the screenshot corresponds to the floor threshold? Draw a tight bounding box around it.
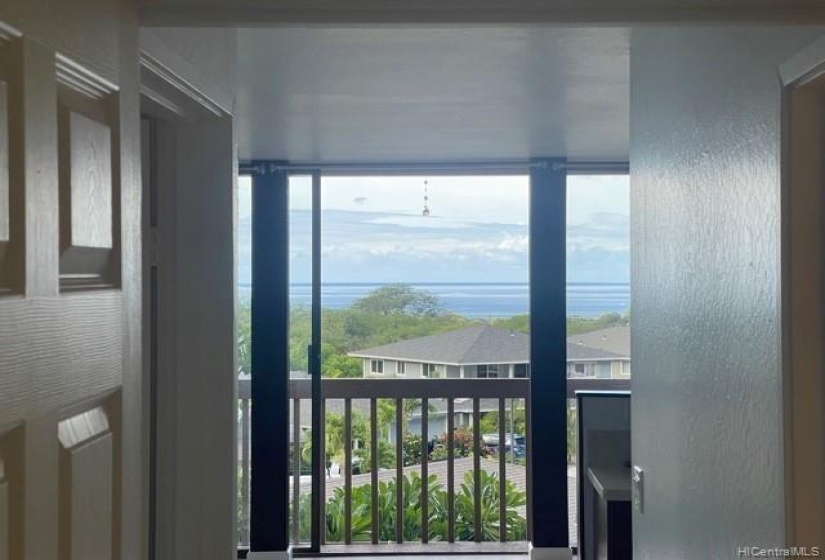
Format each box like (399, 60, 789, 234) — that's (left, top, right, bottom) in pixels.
(309, 542, 529, 557)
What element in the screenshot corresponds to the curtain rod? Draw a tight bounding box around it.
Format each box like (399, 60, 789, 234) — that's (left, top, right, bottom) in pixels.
(239, 160, 629, 176)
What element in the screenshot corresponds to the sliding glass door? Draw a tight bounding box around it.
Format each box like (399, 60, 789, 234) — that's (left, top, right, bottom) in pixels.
(247, 161, 571, 556)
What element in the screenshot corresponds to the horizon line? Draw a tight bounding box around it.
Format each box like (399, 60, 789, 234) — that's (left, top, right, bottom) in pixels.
(237, 281, 630, 287)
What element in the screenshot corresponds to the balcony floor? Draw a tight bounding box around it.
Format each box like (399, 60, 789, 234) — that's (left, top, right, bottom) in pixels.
(342, 556, 527, 559)
(320, 542, 527, 555)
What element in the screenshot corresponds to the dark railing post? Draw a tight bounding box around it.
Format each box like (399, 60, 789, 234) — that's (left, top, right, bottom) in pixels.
(344, 399, 353, 544)
(292, 399, 301, 545)
(421, 397, 429, 543)
(395, 398, 404, 544)
(310, 170, 323, 551)
(498, 398, 507, 542)
(370, 398, 379, 544)
(250, 163, 290, 556)
(472, 398, 482, 542)
(241, 397, 251, 546)
(529, 158, 569, 556)
(447, 398, 455, 543)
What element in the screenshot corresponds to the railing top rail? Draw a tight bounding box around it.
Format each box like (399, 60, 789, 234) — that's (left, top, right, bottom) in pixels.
(237, 377, 630, 399)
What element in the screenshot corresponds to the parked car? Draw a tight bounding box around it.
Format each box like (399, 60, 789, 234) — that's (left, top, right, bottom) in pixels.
(481, 433, 526, 458)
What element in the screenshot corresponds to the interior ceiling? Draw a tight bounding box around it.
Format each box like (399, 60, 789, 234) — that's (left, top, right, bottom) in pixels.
(236, 27, 630, 163)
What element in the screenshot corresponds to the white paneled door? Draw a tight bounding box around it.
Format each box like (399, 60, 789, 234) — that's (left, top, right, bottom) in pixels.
(0, 4, 143, 560)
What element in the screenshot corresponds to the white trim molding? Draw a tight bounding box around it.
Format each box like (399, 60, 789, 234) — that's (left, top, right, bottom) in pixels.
(779, 33, 825, 87)
(55, 53, 119, 99)
(0, 20, 22, 43)
(248, 549, 293, 560)
(529, 544, 573, 560)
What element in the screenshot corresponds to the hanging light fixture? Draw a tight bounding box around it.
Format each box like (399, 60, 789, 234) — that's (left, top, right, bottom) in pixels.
(422, 179, 431, 217)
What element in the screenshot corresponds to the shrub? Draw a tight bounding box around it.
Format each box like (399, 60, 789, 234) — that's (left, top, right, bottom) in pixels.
(289, 470, 529, 543)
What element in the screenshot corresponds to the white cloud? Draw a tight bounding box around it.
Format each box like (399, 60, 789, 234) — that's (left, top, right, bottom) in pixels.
(238, 173, 629, 284)
(367, 215, 473, 229)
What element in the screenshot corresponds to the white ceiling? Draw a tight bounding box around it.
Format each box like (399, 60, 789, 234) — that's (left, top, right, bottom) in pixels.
(236, 27, 630, 163)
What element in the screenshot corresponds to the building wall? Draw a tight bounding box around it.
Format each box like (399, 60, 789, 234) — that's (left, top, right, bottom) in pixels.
(407, 361, 424, 378)
(400, 415, 448, 444)
(611, 360, 632, 378)
(361, 357, 427, 378)
(567, 360, 615, 378)
(630, 27, 824, 559)
(384, 359, 399, 376)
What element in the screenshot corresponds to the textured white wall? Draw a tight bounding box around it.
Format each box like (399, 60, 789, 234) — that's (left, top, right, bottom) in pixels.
(630, 27, 824, 560)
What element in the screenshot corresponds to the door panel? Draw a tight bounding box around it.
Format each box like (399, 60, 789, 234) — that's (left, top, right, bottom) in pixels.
(58, 407, 115, 560)
(0, 7, 141, 560)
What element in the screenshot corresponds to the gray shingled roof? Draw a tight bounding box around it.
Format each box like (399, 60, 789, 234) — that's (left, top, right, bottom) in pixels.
(566, 325, 630, 358)
(349, 325, 527, 365)
(566, 342, 624, 361)
(349, 325, 624, 364)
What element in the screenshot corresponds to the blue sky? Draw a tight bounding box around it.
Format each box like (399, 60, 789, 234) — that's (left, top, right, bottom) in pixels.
(237, 174, 629, 284)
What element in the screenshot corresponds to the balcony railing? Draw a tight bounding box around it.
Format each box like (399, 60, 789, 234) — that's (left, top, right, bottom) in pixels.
(237, 376, 630, 550)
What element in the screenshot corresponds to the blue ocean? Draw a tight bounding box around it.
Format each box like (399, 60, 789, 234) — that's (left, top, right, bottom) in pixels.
(239, 282, 629, 318)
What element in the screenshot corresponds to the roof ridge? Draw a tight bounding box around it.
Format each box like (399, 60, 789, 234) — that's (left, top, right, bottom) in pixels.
(456, 324, 495, 363)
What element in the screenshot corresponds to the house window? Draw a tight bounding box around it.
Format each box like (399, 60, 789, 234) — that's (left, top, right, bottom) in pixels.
(426, 364, 441, 378)
(477, 364, 500, 379)
(370, 359, 383, 374)
(514, 363, 529, 378)
(396, 361, 406, 375)
(572, 362, 596, 377)
(621, 361, 631, 376)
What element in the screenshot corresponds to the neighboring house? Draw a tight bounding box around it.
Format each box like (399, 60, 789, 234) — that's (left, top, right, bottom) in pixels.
(349, 325, 530, 379)
(348, 324, 631, 380)
(567, 325, 631, 378)
(398, 397, 516, 446)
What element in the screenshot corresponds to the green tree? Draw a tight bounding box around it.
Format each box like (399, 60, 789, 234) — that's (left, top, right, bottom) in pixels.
(566, 311, 629, 335)
(237, 303, 252, 375)
(567, 404, 578, 463)
(376, 398, 432, 441)
(292, 471, 529, 543)
(351, 284, 444, 317)
(322, 352, 362, 378)
(478, 404, 526, 437)
(302, 411, 370, 466)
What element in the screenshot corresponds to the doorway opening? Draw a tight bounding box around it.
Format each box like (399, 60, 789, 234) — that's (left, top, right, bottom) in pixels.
(781, 50, 825, 548)
(238, 161, 628, 558)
